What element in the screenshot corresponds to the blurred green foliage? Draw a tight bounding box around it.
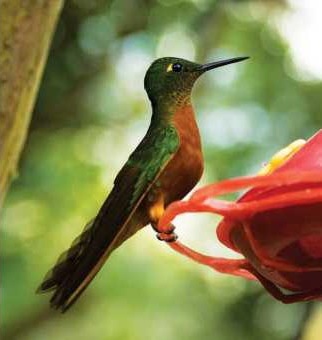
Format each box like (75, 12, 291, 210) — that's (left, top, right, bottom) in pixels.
(2, 0, 321, 339)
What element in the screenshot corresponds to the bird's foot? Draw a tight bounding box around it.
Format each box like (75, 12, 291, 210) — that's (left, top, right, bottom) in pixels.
(149, 192, 178, 242)
(152, 223, 178, 243)
(156, 230, 178, 243)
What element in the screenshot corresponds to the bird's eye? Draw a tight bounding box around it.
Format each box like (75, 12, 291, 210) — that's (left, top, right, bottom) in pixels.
(166, 63, 183, 73)
(172, 63, 183, 72)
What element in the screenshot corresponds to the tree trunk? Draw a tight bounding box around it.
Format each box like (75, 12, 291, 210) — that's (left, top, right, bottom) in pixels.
(0, 0, 64, 209)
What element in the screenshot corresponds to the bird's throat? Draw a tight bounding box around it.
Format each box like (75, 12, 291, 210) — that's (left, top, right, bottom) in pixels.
(171, 103, 201, 148)
(151, 94, 192, 126)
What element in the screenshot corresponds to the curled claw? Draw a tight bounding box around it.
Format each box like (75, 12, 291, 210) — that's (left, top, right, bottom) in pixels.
(149, 191, 178, 242)
(152, 221, 177, 242)
(156, 231, 178, 243)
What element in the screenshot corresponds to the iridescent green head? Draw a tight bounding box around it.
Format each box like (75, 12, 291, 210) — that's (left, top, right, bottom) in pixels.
(144, 56, 249, 109)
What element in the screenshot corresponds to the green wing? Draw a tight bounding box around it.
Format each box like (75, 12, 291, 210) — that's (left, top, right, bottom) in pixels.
(37, 124, 179, 311)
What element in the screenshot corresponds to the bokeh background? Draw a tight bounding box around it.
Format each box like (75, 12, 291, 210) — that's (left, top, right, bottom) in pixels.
(2, 0, 322, 339)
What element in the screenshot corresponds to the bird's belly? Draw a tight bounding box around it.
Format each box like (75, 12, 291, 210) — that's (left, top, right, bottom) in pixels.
(158, 144, 204, 205)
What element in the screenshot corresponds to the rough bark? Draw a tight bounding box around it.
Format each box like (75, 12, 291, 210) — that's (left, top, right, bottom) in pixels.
(0, 0, 64, 209)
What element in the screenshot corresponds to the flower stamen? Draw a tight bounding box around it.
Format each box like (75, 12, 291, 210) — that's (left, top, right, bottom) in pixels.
(258, 139, 306, 175)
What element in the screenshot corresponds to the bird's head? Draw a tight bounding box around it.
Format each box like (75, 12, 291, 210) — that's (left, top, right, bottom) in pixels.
(144, 56, 249, 109)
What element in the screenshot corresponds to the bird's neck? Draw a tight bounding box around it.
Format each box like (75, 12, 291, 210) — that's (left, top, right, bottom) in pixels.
(150, 95, 192, 126)
(149, 98, 201, 153)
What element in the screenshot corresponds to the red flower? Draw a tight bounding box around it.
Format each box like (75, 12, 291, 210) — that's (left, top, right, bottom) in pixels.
(159, 130, 322, 303)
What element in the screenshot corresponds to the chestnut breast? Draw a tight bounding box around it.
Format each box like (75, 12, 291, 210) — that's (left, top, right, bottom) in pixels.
(160, 104, 204, 204)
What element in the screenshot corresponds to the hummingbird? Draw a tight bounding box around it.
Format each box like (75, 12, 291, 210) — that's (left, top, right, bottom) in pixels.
(37, 56, 248, 312)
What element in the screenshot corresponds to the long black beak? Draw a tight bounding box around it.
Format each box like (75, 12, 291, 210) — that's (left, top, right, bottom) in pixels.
(200, 56, 249, 72)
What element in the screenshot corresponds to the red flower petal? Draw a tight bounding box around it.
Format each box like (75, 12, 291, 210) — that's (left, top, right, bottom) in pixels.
(159, 130, 322, 303)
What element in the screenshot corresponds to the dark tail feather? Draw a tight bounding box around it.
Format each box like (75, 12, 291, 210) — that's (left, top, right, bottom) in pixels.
(37, 220, 95, 311)
(37, 162, 152, 312)
(37, 213, 146, 312)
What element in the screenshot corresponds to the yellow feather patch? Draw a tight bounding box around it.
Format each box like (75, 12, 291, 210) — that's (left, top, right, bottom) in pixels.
(149, 192, 165, 222)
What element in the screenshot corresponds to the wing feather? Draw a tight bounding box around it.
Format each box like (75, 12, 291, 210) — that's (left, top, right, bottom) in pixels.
(37, 124, 179, 311)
